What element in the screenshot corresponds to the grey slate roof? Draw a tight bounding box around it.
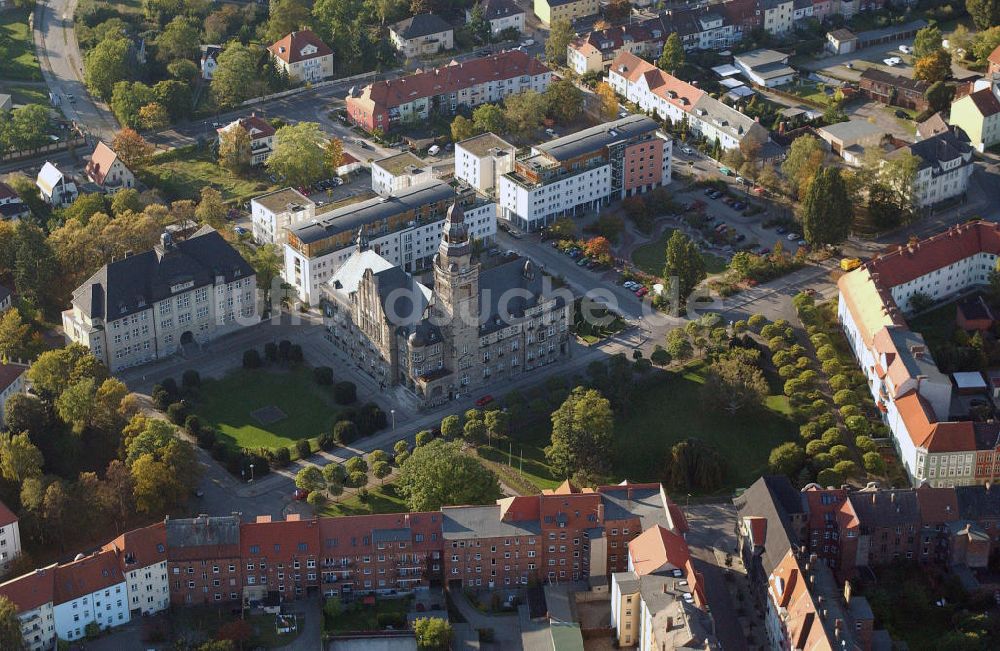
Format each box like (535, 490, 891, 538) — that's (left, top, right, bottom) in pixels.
(372, 528, 411, 543)
(848, 488, 921, 529)
(477, 0, 523, 20)
(166, 515, 241, 548)
(612, 571, 640, 594)
(536, 115, 660, 163)
(955, 484, 1000, 521)
(391, 13, 453, 40)
(71, 227, 254, 322)
(733, 476, 804, 576)
(601, 486, 671, 531)
(292, 180, 455, 245)
(478, 257, 565, 335)
(902, 126, 973, 173)
(0, 285, 11, 305)
(441, 505, 541, 539)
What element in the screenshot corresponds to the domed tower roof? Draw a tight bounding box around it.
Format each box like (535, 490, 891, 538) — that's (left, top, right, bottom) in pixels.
(438, 201, 470, 262)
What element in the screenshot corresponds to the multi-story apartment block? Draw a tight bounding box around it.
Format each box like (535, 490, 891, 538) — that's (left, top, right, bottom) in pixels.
(567, 20, 668, 76)
(0, 566, 57, 651)
(466, 0, 525, 36)
(607, 52, 769, 152)
(498, 115, 672, 231)
(251, 188, 315, 246)
(241, 515, 321, 603)
(166, 515, 243, 606)
(0, 500, 21, 577)
(62, 228, 259, 372)
(894, 126, 974, 209)
(268, 30, 334, 83)
(217, 114, 276, 166)
(283, 180, 495, 304)
(837, 221, 1000, 486)
(102, 523, 170, 616)
(371, 152, 438, 196)
(389, 14, 454, 58)
(949, 78, 1000, 152)
(53, 551, 129, 642)
(346, 50, 551, 133)
(0, 362, 27, 430)
(761, 0, 794, 35)
(322, 201, 569, 404)
(532, 0, 598, 26)
(454, 132, 516, 194)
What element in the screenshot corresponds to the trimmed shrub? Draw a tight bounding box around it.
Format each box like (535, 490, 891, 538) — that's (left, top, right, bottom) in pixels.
(333, 420, 359, 445)
(166, 401, 189, 425)
(273, 447, 291, 467)
(816, 467, 843, 487)
(211, 440, 229, 461)
(760, 324, 780, 340)
(779, 364, 798, 378)
(747, 314, 767, 331)
(816, 344, 837, 361)
(805, 440, 828, 456)
(243, 349, 262, 368)
(829, 444, 850, 460)
(415, 430, 433, 446)
(196, 427, 217, 450)
(839, 404, 862, 419)
(845, 415, 870, 435)
(772, 350, 794, 367)
(855, 436, 878, 454)
(333, 381, 357, 405)
(296, 439, 312, 459)
(795, 356, 811, 370)
(161, 378, 179, 397)
(278, 339, 292, 360)
(318, 430, 336, 451)
(829, 374, 851, 392)
(182, 369, 201, 389)
(289, 344, 304, 362)
(833, 460, 857, 478)
(307, 491, 327, 508)
(863, 451, 886, 475)
(821, 428, 843, 446)
(264, 342, 278, 361)
(314, 366, 334, 385)
(815, 413, 835, 430)
(152, 386, 172, 411)
(833, 389, 857, 406)
(184, 415, 202, 436)
(800, 422, 822, 441)
(821, 359, 841, 375)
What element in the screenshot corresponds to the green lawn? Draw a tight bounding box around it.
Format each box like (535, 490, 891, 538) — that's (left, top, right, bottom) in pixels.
(324, 597, 412, 632)
(483, 363, 797, 494)
(5, 83, 48, 106)
(139, 145, 279, 204)
(0, 11, 42, 81)
(776, 80, 835, 107)
(171, 607, 300, 648)
(193, 367, 340, 451)
(322, 484, 408, 517)
(632, 229, 728, 277)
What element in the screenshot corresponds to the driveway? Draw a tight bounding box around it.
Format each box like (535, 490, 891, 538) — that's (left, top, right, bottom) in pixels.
(276, 599, 322, 651)
(450, 589, 522, 650)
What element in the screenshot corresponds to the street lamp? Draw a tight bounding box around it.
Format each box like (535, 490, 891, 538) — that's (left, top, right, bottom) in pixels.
(390, 409, 396, 432)
(249, 463, 255, 483)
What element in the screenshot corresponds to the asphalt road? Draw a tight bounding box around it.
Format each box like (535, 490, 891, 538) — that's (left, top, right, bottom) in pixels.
(33, 0, 119, 141)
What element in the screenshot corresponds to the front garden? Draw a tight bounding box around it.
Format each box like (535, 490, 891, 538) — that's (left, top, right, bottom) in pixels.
(323, 595, 412, 633)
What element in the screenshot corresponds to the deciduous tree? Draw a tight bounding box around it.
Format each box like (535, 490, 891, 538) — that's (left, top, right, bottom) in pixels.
(396, 439, 501, 511)
(267, 122, 327, 187)
(662, 438, 726, 492)
(138, 102, 170, 130)
(0, 596, 25, 651)
(545, 387, 614, 481)
(195, 187, 226, 229)
(595, 82, 618, 121)
(769, 442, 806, 477)
(112, 128, 154, 169)
(325, 137, 344, 175)
(218, 124, 251, 173)
(703, 350, 768, 414)
(913, 25, 944, 59)
(0, 309, 31, 361)
(413, 617, 452, 650)
(801, 167, 851, 246)
(156, 16, 200, 63)
(84, 37, 133, 100)
(503, 91, 546, 138)
(914, 49, 951, 83)
(967, 0, 1000, 31)
(472, 103, 505, 133)
(544, 79, 584, 124)
(0, 432, 43, 483)
(451, 115, 477, 142)
(781, 135, 824, 200)
(546, 19, 573, 65)
(663, 230, 706, 302)
(295, 466, 326, 492)
(211, 42, 260, 108)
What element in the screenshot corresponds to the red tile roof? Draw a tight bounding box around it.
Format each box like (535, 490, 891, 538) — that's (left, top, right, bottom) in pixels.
(894, 392, 976, 452)
(915, 484, 959, 524)
(988, 45, 1000, 68)
(0, 566, 56, 612)
(102, 522, 166, 571)
(608, 52, 704, 112)
(218, 115, 276, 141)
(240, 517, 321, 557)
(628, 525, 691, 576)
(0, 363, 26, 395)
(54, 550, 124, 603)
(318, 512, 442, 553)
(965, 87, 1000, 117)
(352, 50, 549, 111)
(0, 499, 16, 528)
(269, 30, 332, 64)
(85, 141, 123, 187)
(865, 220, 1000, 288)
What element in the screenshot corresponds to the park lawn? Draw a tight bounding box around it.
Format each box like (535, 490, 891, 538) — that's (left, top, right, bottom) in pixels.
(0, 11, 42, 81)
(632, 229, 728, 278)
(478, 428, 562, 492)
(139, 145, 278, 204)
(194, 367, 340, 451)
(6, 83, 48, 106)
(321, 484, 408, 517)
(324, 597, 413, 632)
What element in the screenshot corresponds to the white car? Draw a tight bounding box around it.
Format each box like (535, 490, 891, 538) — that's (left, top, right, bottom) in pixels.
(883, 57, 902, 66)
(786, 232, 800, 241)
(681, 146, 694, 155)
(428, 144, 440, 156)
(899, 45, 912, 54)
(545, 128, 557, 137)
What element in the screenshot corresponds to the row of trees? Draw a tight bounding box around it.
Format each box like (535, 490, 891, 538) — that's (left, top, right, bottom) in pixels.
(450, 79, 586, 143)
(0, 105, 52, 156)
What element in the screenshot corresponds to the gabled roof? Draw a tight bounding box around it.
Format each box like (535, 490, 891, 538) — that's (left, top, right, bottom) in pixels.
(900, 125, 972, 172)
(36, 161, 64, 195)
(269, 30, 332, 64)
(0, 181, 18, 201)
(962, 86, 1000, 117)
(955, 484, 1000, 521)
(628, 525, 691, 576)
(85, 141, 128, 187)
(54, 550, 124, 603)
(391, 13, 453, 40)
(476, 0, 524, 20)
(240, 516, 321, 557)
(102, 522, 167, 572)
(0, 566, 56, 612)
(733, 476, 804, 576)
(893, 392, 976, 452)
(0, 362, 27, 395)
(219, 115, 275, 141)
(860, 67, 930, 94)
(0, 498, 17, 528)
(608, 52, 705, 112)
(988, 44, 1000, 67)
(914, 484, 959, 524)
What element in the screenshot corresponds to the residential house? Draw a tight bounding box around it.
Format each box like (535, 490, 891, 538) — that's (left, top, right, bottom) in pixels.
(826, 28, 858, 54)
(337, 152, 363, 177)
(498, 115, 672, 231)
(455, 132, 516, 194)
(988, 45, 1000, 75)
(36, 161, 77, 206)
(62, 228, 259, 372)
(346, 50, 551, 133)
(240, 515, 321, 603)
(390, 14, 454, 58)
(0, 566, 58, 651)
(268, 30, 334, 83)
(102, 523, 170, 617)
(84, 141, 135, 193)
(251, 188, 315, 246)
(166, 515, 243, 605)
(0, 362, 28, 430)
(859, 68, 930, 112)
(916, 112, 950, 139)
(466, 0, 525, 36)
(52, 551, 130, 641)
(532, 0, 598, 27)
(283, 180, 495, 304)
(200, 45, 221, 80)
(567, 20, 667, 76)
(892, 125, 973, 208)
(606, 52, 769, 152)
(816, 119, 884, 165)
(371, 152, 437, 196)
(217, 114, 276, 166)
(837, 221, 1000, 486)
(761, 0, 794, 35)
(792, 0, 813, 22)
(949, 78, 1000, 152)
(734, 49, 797, 88)
(0, 182, 29, 221)
(0, 500, 21, 577)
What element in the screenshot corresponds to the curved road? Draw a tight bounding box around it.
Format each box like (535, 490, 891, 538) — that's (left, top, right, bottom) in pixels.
(33, 0, 118, 141)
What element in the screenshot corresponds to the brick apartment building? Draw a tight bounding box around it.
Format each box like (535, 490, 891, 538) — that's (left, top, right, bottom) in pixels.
(859, 68, 930, 112)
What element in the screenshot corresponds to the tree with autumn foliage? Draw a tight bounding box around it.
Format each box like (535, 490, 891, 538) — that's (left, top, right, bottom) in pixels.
(325, 137, 344, 176)
(216, 619, 252, 650)
(914, 49, 951, 83)
(595, 82, 619, 121)
(111, 128, 153, 169)
(584, 236, 613, 264)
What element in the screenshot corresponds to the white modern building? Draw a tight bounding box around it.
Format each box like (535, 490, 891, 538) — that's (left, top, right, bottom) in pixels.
(897, 126, 975, 209)
(251, 188, 315, 245)
(498, 115, 671, 231)
(0, 362, 27, 430)
(371, 152, 437, 196)
(102, 523, 170, 617)
(36, 161, 77, 206)
(283, 180, 496, 304)
(52, 551, 130, 642)
(455, 132, 516, 194)
(761, 0, 794, 35)
(733, 49, 796, 88)
(62, 228, 259, 372)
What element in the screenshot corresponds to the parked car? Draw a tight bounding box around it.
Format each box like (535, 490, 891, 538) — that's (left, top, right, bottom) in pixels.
(355, 138, 371, 149)
(895, 109, 910, 119)
(233, 226, 248, 236)
(899, 45, 912, 54)
(576, 257, 589, 266)
(428, 144, 441, 156)
(732, 201, 746, 210)
(883, 56, 902, 66)
(776, 226, 787, 234)
(840, 257, 862, 271)
(293, 488, 310, 501)
(332, 177, 344, 186)
(545, 128, 557, 137)
(786, 232, 799, 241)
(635, 287, 648, 297)
(475, 395, 494, 407)
(681, 146, 694, 155)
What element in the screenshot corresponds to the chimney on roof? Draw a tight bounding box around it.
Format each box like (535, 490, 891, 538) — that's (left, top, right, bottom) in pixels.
(666, 616, 674, 631)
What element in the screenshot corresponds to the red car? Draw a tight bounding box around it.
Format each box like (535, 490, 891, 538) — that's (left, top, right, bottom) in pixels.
(293, 488, 310, 501)
(475, 395, 494, 407)
(635, 287, 649, 297)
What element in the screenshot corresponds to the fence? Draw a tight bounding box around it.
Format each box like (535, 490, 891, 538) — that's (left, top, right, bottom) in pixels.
(0, 135, 87, 164)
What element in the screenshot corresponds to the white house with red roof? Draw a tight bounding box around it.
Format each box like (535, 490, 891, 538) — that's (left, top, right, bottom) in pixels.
(102, 522, 169, 616)
(0, 499, 21, 578)
(0, 362, 27, 430)
(345, 49, 551, 133)
(217, 114, 277, 166)
(84, 141, 135, 193)
(52, 550, 129, 641)
(268, 30, 333, 83)
(0, 565, 58, 651)
(0, 182, 29, 221)
(949, 77, 1000, 152)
